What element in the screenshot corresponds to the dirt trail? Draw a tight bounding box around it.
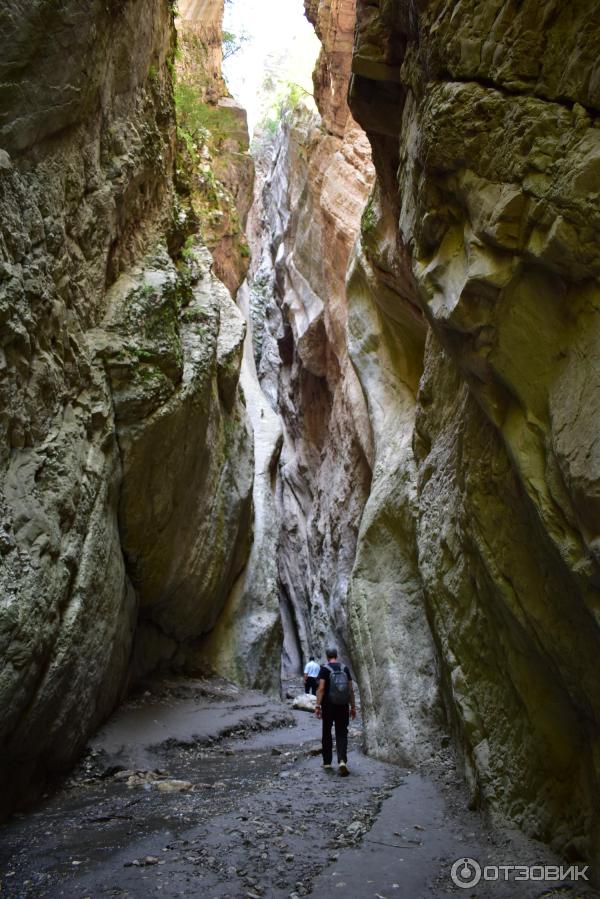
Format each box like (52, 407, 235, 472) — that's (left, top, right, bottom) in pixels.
(0, 678, 596, 899)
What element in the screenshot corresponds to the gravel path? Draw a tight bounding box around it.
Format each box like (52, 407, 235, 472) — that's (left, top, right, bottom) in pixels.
(0, 677, 597, 899)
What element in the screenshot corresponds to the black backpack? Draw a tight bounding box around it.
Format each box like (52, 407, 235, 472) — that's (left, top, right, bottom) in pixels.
(326, 663, 350, 705)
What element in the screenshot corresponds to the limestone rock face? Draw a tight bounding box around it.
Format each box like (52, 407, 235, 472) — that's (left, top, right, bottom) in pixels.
(256, 42, 376, 670)
(349, 0, 600, 865)
(0, 0, 256, 813)
(200, 279, 283, 694)
(90, 245, 254, 675)
(305, 0, 357, 138)
(0, 0, 176, 812)
(346, 233, 441, 764)
(297, 0, 441, 767)
(177, 0, 226, 103)
(176, 0, 254, 295)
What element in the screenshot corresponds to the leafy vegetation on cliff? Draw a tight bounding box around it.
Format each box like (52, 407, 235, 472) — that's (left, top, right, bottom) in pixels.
(173, 21, 253, 294)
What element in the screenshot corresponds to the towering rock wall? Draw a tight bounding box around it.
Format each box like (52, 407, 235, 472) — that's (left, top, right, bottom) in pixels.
(345, 214, 441, 764)
(347, 0, 600, 866)
(199, 272, 284, 694)
(0, 0, 256, 815)
(176, 0, 254, 295)
(285, 0, 441, 765)
(178, 0, 226, 103)
(0, 0, 176, 815)
(171, 1, 282, 692)
(249, 0, 376, 672)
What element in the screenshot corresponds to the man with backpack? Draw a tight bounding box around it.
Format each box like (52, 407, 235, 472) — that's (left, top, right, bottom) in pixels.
(315, 647, 356, 776)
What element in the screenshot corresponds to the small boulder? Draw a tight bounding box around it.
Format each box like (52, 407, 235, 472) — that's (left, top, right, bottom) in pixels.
(155, 779, 192, 793)
(291, 694, 316, 712)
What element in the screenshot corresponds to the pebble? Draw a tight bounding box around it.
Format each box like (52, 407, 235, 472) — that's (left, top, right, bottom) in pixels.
(126, 856, 160, 867)
(155, 779, 192, 793)
(113, 769, 136, 781)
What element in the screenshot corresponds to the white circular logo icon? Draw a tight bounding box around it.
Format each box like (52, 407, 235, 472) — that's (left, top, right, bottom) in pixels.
(451, 857, 482, 889)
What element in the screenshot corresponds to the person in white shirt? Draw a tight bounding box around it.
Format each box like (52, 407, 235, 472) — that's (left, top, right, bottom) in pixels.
(303, 656, 320, 694)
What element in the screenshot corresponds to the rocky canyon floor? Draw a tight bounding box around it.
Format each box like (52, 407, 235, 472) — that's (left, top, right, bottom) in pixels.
(0, 678, 596, 899)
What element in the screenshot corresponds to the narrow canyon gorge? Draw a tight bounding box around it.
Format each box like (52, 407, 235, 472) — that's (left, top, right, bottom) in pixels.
(1, 0, 600, 896)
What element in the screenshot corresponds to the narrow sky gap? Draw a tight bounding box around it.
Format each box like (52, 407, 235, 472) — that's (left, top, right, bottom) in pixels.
(223, 0, 320, 135)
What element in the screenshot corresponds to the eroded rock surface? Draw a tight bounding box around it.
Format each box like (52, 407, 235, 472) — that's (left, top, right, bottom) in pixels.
(0, 0, 257, 814)
(91, 244, 254, 675)
(347, 0, 600, 867)
(276, 0, 442, 767)
(0, 0, 177, 816)
(200, 277, 283, 693)
(246, 0, 377, 675)
(176, 0, 254, 295)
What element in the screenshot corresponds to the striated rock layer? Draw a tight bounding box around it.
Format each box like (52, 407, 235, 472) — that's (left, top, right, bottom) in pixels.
(199, 274, 284, 694)
(268, 107, 375, 672)
(347, 0, 600, 868)
(0, 0, 256, 815)
(177, 0, 226, 103)
(285, 0, 442, 764)
(246, 0, 378, 676)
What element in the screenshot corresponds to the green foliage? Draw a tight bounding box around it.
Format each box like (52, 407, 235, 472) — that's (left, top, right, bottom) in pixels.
(255, 81, 311, 141)
(222, 29, 249, 60)
(181, 236, 196, 260)
(175, 82, 240, 146)
(177, 125, 196, 158)
(129, 346, 155, 363)
(261, 116, 280, 137)
(361, 195, 377, 237)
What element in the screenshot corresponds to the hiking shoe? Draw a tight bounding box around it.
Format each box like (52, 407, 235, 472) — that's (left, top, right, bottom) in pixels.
(323, 764, 333, 770)
(339, 762, 349, 777)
